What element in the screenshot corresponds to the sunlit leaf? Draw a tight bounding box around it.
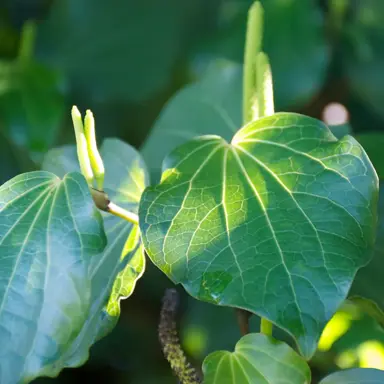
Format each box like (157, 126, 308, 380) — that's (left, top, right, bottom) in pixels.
(0, 171, 106, 383)
(202, 333, 311, 384)
(42, 138, 148, 368)
(319, 368, 384, 383)
(139, 112, 378, 358)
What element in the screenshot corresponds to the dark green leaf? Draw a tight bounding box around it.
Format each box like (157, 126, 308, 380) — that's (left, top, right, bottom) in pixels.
(343, 0, 384, 118)
(141, 61, 242, 179)
(42, 138, 148, 361)
(0, 171, 106, 383)
(202, 333, 311, 384)
(262, 0, 329, 109)
(36, 0, 205, 102)
(139, 112, 378, 358)
(319, 368, 384, 383)
(0, 60, 64, 160)
(355, 134, 384, 179)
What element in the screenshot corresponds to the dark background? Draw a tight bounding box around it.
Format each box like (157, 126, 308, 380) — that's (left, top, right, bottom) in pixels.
(1, 0, 384, 382)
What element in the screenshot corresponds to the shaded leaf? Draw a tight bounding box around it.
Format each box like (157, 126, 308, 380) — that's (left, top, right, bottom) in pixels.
(42, 138, 148, 365)
(319, 368, 384, 383)
(202, 333, 311, 384)
(141, 61, 242, 179)
(36, 0, 207, 102)
(0, 60, 64, 160)
(139, 112, 378, 358)
(0, 171, 106, 383)
(349, 182, 384, 321)
(355, 134, 384, 179)
(343, 0, 384, 118)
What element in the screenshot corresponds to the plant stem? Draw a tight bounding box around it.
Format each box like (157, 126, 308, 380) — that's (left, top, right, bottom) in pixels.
(107, 202, 139, 226)
(256, 52, 274, 336)
(255, 52, 274, 118)
(260, 317, 273, 336)
(235, 308, 252, 336)
(90, 188, 139, 225)
(243, 1, 263, 124)
(244, 3, 275, 336)
(18, 20, 36, 63)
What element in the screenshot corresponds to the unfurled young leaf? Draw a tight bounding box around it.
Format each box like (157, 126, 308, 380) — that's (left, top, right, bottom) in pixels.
(139, 112, 378, 358)
(203, 333, 311, 384)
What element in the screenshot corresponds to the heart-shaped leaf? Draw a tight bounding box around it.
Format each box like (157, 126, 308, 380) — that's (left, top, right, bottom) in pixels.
(319, 368, 384, 383)
(139, 112, 378, 358)
(42, 138, 149, 366)
(0, 171, 106, 383)
(202, 333, 311, 384)
(141, 61, 242, 179)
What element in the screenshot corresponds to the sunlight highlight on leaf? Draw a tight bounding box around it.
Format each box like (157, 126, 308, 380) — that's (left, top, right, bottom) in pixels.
(140, 112, 378, 358)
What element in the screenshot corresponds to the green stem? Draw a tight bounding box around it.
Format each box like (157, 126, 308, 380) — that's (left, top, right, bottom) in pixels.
(90, 188, 139, 226)
(244, 3, 275, 336)
(256, 54, 274, 335)
(255, 52, 274, 118)
(260, 318, 273, 336)
(107, 202, 139, 226)
(18, 20, 36, 63)
(243, 1, 263, 125)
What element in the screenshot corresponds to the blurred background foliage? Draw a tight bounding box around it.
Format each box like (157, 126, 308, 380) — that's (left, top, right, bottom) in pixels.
(1, 0, 384, 383)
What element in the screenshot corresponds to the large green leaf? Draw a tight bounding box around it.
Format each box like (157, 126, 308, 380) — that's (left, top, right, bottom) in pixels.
(0, 60, 64, 160)
(141, 61, 242, 179)
(36, 0, 208, 102)
(0, 171, 106, 383)
(42, 138, 148, 364)
(202, 333, 311, 384)
(139, 112, 378, 358)
(319, 368, 384, 383)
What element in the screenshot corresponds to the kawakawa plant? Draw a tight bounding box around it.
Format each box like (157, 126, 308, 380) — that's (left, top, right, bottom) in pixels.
(0, 2, 382, 383)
